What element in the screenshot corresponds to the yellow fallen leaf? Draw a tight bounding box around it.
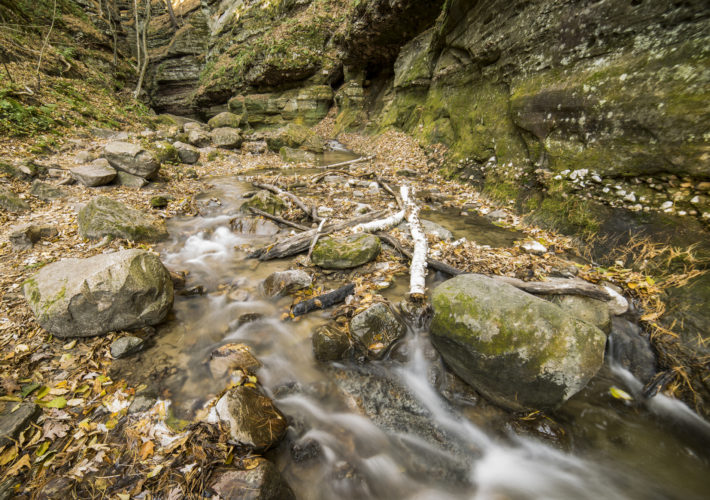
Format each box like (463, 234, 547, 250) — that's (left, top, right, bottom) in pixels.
(5, 453, 31, 476)
(146, 464, 163, 478)
(35, 441, 50, 457)
(0, 446, 18, 466)
(139, 440, 154, 461)
(609, 386, 633, 401)
(63, 340, 77, 350)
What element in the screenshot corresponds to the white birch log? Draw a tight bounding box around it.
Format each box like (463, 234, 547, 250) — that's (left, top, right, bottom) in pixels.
(353, 186, 409, 233)
(405, 188, 427, 296)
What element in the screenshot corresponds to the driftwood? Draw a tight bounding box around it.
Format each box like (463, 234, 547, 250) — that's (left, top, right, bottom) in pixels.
(253, 182, 321, 222)
(317, 155, 375, 170)
(250, 210, 388, 260)
(377, 232, 614, 302)
(353, 186, 408, 233)
(404, 188, 427, 296)
(311, 170, 371, 184)
(292, 284, 356, 317)
(247, 207, 310, 231)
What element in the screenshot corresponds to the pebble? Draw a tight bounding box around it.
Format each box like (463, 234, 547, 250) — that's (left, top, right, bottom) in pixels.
(521, 240, 547, 255)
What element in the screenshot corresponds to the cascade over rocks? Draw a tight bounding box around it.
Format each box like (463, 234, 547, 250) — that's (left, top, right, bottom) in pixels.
(430, 274, 606, 411)
(22, 249, 174, 338)
(77, 196, 168, 242)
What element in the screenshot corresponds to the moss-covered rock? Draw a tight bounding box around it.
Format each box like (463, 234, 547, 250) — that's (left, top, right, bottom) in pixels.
(208, 111, 242, 130)
(266, 123, 325, 152)
(280, 147, 316, 163)
(430, 274, 606, 411)
(0, 187, 30, 213)
(311, 233, 381, 270)
(22, 249, 173, 338)
(30, 181, 66, 201)
(78, 196, 168, 242)
(210, 127, 242, 149)
(551, 295, 611, 334)
(240, 190, 285, 216)
(151, 141, 180, 164)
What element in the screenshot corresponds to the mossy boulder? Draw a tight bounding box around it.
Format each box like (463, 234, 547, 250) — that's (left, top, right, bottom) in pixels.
(22, 249, 173, 338)
(551, 295, 611, 334)
(0, 187, 29, 213)
(151, 141, 180, 164)
(266, 124, 325, 153)
(208, 111, 242, 130)
(350, 303, 407, 359)
(311, 233, 381, 270)
(280, 147, 317, 164)
(430, 274, 606, 411)
(77, 196, 168, 242)
(240, 190, 285, 216)
(210, 127, 242, 149)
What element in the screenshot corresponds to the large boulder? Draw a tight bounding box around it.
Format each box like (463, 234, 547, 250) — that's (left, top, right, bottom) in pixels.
(311, 233, 381, 269)
(70, 159, 116, 187)
(430, 274, 606, 411)
(77, 196, 168, 242)
(350, 303, 407, 359)
(23, 249, 174, 338)
(211, 386, 287, 451)
(551, 295, 611, 334)
(210, 127, 242, 149)
(265, 124, 325, 153)
(208, 111, 242, 130)
(240, 190, 285, 216)
(103, 141, 160, 179)
(187, 129, 211, 147)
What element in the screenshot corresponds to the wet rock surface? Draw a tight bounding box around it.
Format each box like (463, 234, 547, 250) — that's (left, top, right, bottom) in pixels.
(110, 336, 146, 359)
(350, 303, 407, 359)
(209, 459, 295, 500)
(23, 249, 173, 338)
(240, 190, 285, 216)
(312, 323, 351, 362)
(260, 270, 312, 298)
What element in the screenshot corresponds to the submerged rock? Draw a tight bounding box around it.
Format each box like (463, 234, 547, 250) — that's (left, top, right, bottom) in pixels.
(22, 249, 173, 338)
(240, 190, 285, 216)
(312, 324, 351, 362)
(103, 141, 160, 179)
(70, 159, 116, 187)
(430, 274, 606, 411)
(311, 233, 381, 269)
(230, 217, 280, 236)
(350, 303, 407, 359)
(397, 219, 454, 242)
(260, 270, 312, 298)
(209, 459, 295, 500)
(77, 196, 168, 242)
(212, 386, 287, 451)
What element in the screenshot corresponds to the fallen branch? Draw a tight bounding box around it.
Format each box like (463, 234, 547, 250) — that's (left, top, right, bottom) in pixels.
(307, 218, 327, 262)
(405, 188, 428, 296)
(250, 210, 388, 260)
(247, 207, 309, 231)
(377, 232, 614, 302)
(317, 155, 375, 170)
(35, 0, 57, 90)
(311, 170, 371, 184)
(292, 284, 355, 317)
(253, 182, 321, 222)
(353, 186, 409, 233)
(377, 177, 404, 209)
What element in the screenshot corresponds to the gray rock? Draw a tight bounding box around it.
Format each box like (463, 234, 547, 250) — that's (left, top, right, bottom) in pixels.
(350, 303, 407, 359)
(30, 180, 66, 201)
(110, 336, 145, 358)
(279, 147, 316, 163)
(312, 324, 351, 362)
(183, 122, 206, 134)
(209, 459, 295, 500)
(23, 249, 174, 338)
(0, 403, 40, 447)
(212, 386, 287, 451)
(151, 141, 179, 164)
(608, 317, 656, 383)
(397, 219, 454, 242)
(187, 129, 211, 147)
(311, 233, 381, 269)
(430, 274, 606, 411)
(103, 141, 160, 179)
(242, 141, 267, 154)
(240, 190, 285, 216)
(70, 159, 117, 187)
(73, 151, 96, 164)
(552, 295, 611, 334)
(210, 127, 242, 149)
(9, 223, 58, 250)
(260, 270, 312, 298)
(208, 111, 242, 130)
(114, 171, 148, 188)
(77, 196, 168, 242)
(209, 343, 262, 378)
(172, 141, 200, 164)
(128, 394, 156, 414)
(0, 187, 29, 213)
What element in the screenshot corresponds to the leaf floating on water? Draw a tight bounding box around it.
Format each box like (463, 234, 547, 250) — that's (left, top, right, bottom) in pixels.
(609, 386, 633, 401)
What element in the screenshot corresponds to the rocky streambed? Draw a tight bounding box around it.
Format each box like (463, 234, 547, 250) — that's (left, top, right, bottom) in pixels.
(1, 122, 709, 499)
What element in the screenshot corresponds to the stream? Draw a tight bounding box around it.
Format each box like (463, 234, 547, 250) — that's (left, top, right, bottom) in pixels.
(110, 164, 710, 499)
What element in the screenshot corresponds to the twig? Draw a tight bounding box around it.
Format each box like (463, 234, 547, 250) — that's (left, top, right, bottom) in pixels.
(292, 284, 356, 317)
(377, 177, 403, 209)
(316, 155, 375, 170)
(35, 0, 57, 90)
(253, 182, 321, 222)
(311, 170, 371, 184)
(2, 61, 13, 83)
(246, 207, 309, 231)
(307, 218, 327, 262)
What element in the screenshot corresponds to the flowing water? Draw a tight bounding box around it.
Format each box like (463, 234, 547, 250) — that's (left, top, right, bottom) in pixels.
(111, 163, 710, 499)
